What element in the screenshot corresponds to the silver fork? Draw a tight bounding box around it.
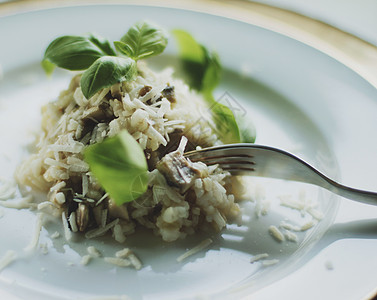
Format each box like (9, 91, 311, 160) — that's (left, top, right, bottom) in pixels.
(184, 144, 377, 206)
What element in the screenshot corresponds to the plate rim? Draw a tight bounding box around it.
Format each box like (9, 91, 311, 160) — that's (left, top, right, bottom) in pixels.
(0, 0, 377, 90)
(0, 2, 376, 300)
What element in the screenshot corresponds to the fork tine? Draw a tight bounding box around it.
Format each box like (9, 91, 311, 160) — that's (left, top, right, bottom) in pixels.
(184, 144, 254, 161)
(185, 145, 256, 175)
(185, 143, 377, 206)
(189, 156, 255, 173)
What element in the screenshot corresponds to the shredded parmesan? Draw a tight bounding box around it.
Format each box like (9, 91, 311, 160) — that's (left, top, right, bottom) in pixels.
(0, 195, 34, 209)
(177, 238, 213, 262)
(85, 218, 119, 239)
(24, 213, 44, 252)
(0, 250, 17, 272)
(0, 178, 16, 200)
(62, 211, 72, 241)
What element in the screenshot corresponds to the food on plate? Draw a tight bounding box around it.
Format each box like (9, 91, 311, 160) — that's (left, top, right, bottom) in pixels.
(16, 21, 255, 242)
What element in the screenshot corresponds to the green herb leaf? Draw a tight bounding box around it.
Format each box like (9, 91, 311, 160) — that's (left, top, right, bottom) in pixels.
(80, 56, 137, 99)
(208, 99, 241, 144)
(43, 34, 115, 72)
(172, 29, 221, 93)
(84, 130, 148, 205)
(173, 29, 246, 144)
(88, 33, 117, 56)
(115, 21, 168, 60)
(236, 115, 257, 143)
(41, 59, 56, 76)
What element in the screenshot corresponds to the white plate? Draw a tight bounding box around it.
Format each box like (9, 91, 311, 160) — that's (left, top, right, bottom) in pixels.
(0, 4, 377, 300)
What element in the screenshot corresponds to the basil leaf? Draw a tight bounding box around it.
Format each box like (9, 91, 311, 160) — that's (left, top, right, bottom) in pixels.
(173, 30, 242, 143)
(237, 115, 257, 143)
(80, 56, 137, 99)
(172, 29, 221, 93)
(209, 99, 241, 144)
(41, 59, 56, 76)
(174, 29, 257, 144)
(84, 130, 148, 205)
(88, 33, 117, 56)
(115, 21, 168, 60)
(43, 35, 114, 71)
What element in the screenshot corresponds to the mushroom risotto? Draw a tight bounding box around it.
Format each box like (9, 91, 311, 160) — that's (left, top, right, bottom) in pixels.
(15, 21, 252, 242)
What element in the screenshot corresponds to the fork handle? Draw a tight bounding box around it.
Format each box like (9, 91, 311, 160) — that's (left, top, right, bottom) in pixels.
(310, 171, 377, 206)
(251, 145, 377, 206)
(256, 147, 377, 206)
(257, 147, 377, 206)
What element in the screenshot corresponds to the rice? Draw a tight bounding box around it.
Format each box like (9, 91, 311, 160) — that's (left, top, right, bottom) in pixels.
(128, 253, 142, 270)
(282, 229, 299, 243)
(87, 246, 101, 258)
(104, 257, 132, 268)
(261, 259, 279, 267)
(85, 218, 119, 239)
(0, 250, 17, 272)
(15, 63, 241, 243)
(81, 255, 92, 266)
(250, 253, 269, 263)
(39, 243, 48, 255)
(0, 178, 16, 200)
(50, 231, 60, 239)
(268, 225, 285, 242)
(0, 195, 35, 209)
(115, 248, 131, 258)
